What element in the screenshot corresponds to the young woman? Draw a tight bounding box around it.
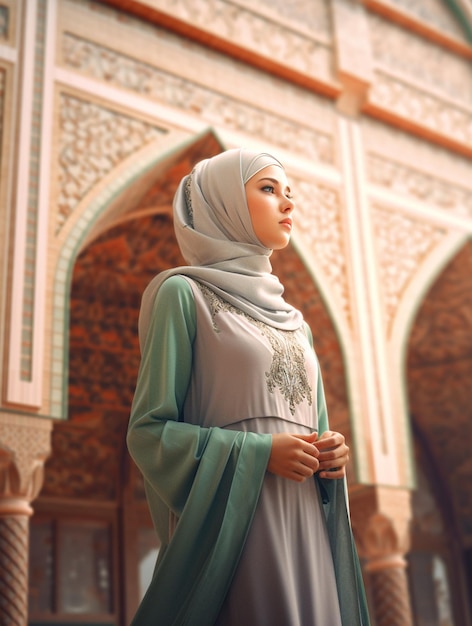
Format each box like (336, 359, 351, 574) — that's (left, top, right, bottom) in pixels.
(127, 148, 370, 625)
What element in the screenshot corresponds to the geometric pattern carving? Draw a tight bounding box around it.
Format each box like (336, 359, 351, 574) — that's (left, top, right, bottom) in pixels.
(369, 15, 472, 104)
(82, 0, 333, 75)
(370, 565, 414, 626)
(21, 0, 47, 381)
(294, 180, 351, 327)
(57, 94, 166, 231)
(369, 72, 472, 148)
(385, 0, 469, 42)
(0, 516, 29, 626)
(368, 154, 472, 219)
(371, 205, 446, 333)
(62, 34, 335, 167)
(255, 0, 331, 33)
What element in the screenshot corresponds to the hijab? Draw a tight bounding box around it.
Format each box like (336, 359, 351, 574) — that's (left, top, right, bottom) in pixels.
(138, 148, 303, 349)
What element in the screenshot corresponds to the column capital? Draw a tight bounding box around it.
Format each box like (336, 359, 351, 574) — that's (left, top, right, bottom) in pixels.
(350, 485, 414, 626)
(0, 412, 52, 506)
(350, 485, 412, 560)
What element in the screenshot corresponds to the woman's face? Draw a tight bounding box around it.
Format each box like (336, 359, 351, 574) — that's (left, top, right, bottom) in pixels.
(245, 164, 294, 250)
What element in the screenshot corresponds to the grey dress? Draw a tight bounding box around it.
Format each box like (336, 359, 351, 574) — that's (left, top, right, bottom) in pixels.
(182, 277, 342, 626)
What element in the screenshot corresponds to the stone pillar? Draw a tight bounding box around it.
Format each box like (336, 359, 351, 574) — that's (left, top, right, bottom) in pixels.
(351, 486, 414, 626)
(0, 414, 52, 626)
(331, 0, 374, 116)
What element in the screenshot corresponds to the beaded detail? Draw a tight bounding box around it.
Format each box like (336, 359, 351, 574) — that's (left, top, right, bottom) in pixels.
(197, 283, 312, 415)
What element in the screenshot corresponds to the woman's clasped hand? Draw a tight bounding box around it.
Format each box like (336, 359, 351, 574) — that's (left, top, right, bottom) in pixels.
(268, 430, 349, 482)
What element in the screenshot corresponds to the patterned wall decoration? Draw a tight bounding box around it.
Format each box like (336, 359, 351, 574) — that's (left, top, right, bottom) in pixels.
(369, 73, 472, 148)
(369, 14, 472, 104)
(371, 206, 446, 333)
(19, 0, 48, 382)
(113, 0, 333, 76)
(367, 13, 472, 149)
(247, 0, 331, 35)
(57, 94, 167, 231)
(368, 154, 472, 219)
(385, 0, 469, 42)
(49, 132, 223, 420)
(408, 242, 472, 540)
(61, 34, 335, 167)
(294, 180, 351, 329)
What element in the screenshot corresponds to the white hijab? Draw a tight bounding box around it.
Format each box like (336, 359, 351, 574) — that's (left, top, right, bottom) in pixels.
(138, 148, 303, 349)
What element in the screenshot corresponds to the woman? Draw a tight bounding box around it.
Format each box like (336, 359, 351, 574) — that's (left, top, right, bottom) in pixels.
(127, 148, 370, 625)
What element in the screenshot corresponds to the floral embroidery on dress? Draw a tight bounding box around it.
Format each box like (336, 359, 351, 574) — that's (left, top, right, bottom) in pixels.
(197, 282, 312, 415)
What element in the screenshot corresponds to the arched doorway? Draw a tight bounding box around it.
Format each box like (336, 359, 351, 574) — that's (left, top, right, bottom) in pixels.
(407, 240, 472, 626)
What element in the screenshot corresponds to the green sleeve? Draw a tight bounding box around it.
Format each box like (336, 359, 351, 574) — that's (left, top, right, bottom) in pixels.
(127, 275, 272, 626)
(127, 275, 200, 515)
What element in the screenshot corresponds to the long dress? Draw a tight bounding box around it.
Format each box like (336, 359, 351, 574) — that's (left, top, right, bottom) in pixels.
(127, 275, 370, 626)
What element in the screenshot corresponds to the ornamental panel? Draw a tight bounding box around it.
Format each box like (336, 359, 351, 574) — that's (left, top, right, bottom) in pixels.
(368, 154, 472, 219)
(252, 0, 331, 35)
(295, 180, 351, 328)
(382, 0, 469, 42)
(57, 94, 167, 231)
(147, 0, 332, 71)
(371, 206, 446, 333)
(369, 72, 472, 149)
(369, 14, 472, 105)
(362, 117, 472, 199)
(61, 33, 336, 167)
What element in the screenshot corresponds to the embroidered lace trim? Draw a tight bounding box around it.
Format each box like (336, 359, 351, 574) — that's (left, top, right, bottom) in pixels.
(197, 283, 312, 415)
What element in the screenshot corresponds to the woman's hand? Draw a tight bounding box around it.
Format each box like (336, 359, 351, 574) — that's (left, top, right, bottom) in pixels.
(267, 432, 320, 482)
(316, 430, 349, 479)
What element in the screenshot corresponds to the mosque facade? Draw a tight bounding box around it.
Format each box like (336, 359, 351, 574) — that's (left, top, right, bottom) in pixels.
(0, 0, 471, 624)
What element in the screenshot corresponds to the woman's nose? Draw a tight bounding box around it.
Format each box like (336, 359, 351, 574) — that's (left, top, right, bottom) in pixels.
(282, 197, 294, 212)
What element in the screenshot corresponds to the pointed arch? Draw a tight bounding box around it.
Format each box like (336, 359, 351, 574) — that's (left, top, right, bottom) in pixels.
(49, 128, 227, 418)
(390, 231, 469, 419)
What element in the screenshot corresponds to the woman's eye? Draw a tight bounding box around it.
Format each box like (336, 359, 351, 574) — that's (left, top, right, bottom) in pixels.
(261, 185, 275, 193)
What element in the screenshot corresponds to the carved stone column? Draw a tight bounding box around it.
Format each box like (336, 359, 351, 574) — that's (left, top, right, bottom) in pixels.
(351, 486, 414, 626)
(0, 414, 52, 626)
